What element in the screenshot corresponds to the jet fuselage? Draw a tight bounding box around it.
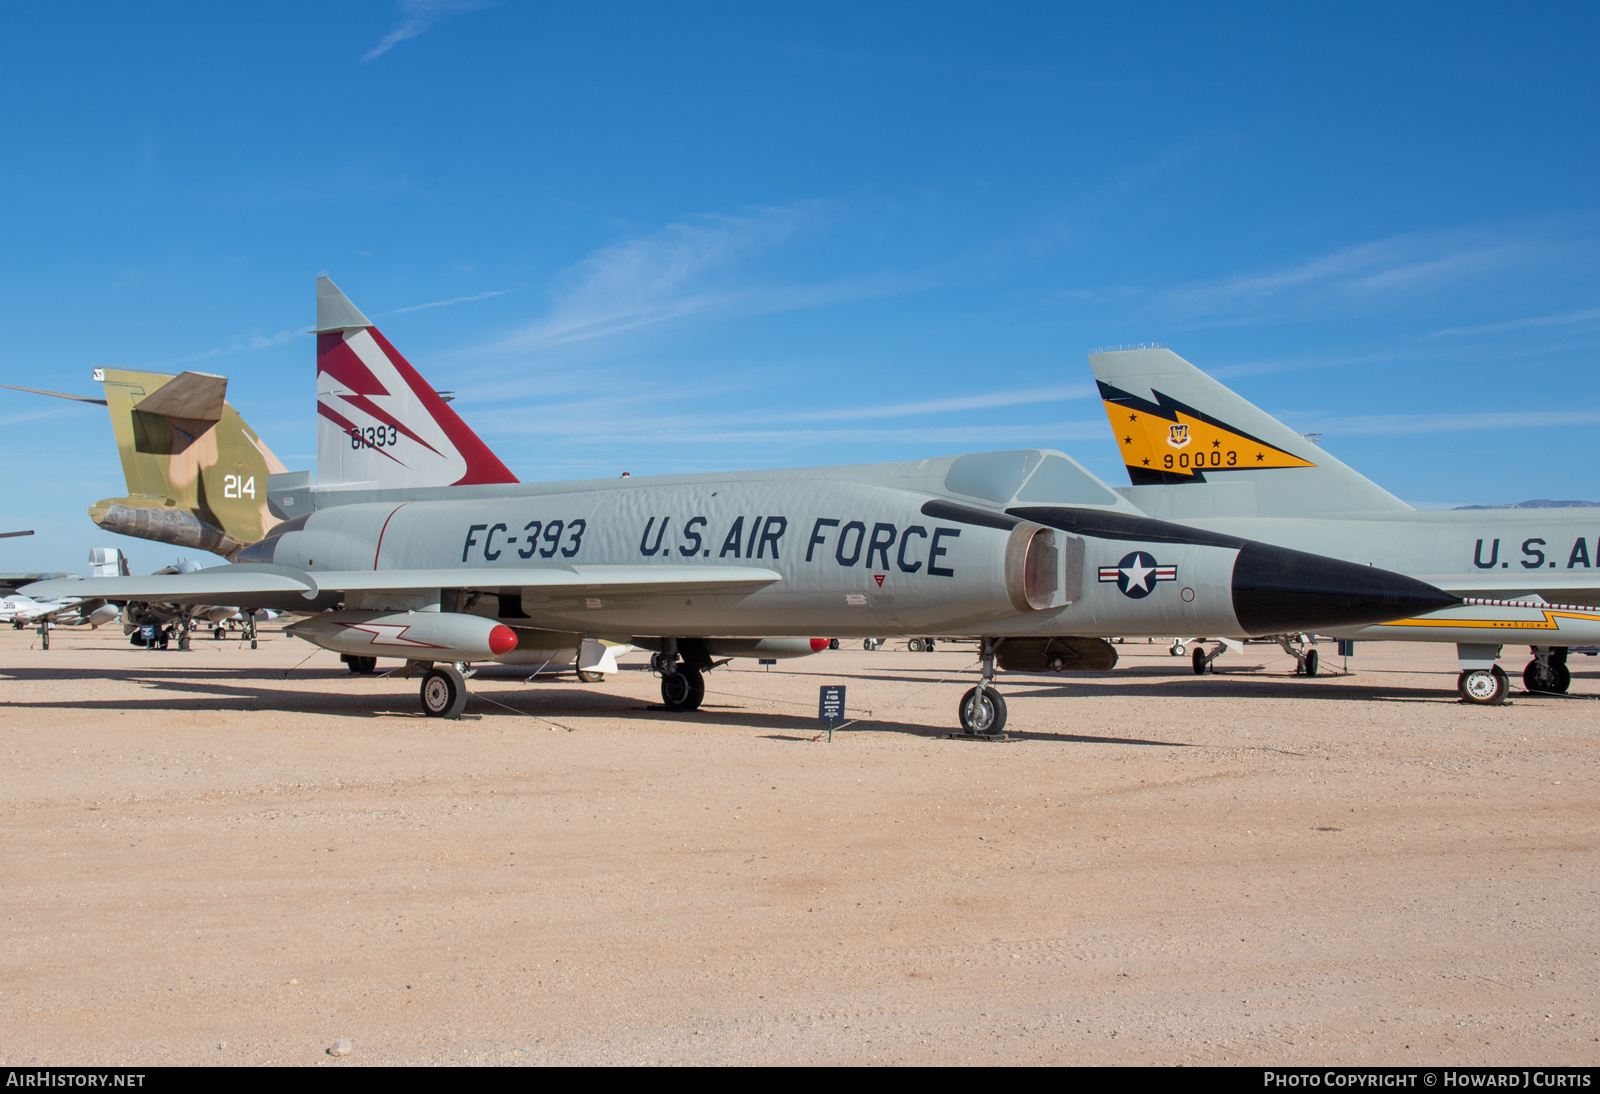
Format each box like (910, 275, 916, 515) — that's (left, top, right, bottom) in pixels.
(235, 454, 1451, 643)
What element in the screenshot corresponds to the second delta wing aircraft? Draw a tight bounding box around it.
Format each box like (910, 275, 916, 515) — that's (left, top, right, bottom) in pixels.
(28, 279, 1456, 733)
(1089, 347, 1600, 704)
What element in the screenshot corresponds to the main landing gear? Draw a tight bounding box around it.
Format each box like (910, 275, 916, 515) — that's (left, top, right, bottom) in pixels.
(652, 640, 706, 712)
(342, 654, 378, 675)
(958, 638, 1008, 737)
(1274, 634, 1319, 676)
(1523, 646, 1570, 694)
(1191, 642, 1226, 675)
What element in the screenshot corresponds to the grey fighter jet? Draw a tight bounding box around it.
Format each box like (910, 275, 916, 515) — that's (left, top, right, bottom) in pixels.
(24, 281, 1457, 733)
(1089, 346, 1600, 703)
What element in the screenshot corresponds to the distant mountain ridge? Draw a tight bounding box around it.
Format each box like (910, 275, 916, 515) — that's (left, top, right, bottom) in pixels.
(1454, 499, 1600, 510)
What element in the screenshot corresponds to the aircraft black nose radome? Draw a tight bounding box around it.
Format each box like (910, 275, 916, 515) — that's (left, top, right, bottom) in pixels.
(1230, 542, 1459, 635)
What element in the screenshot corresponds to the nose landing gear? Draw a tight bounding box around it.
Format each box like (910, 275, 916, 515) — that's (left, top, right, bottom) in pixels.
(1192, 642, 1227, 674)
(958, 639, 1008, 737)
(1459, 666, 1509, 705)
(958, 685, 1007, 735)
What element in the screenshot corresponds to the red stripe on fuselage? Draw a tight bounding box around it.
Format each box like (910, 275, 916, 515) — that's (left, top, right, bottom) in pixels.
(373, 504, 407, 570)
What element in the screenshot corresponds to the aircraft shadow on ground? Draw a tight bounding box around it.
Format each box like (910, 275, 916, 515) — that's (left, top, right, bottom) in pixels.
(1003, 676, 1458, 703)
(737, 664, 1467, 704)
(0, 669, 1197, 744)
(0, 664, 384, 683)
(0, 669, 632, 718)
(0, 661, 1531, 733)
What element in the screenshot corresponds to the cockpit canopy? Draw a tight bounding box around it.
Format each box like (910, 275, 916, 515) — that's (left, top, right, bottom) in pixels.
(943, 450, 1121, 508)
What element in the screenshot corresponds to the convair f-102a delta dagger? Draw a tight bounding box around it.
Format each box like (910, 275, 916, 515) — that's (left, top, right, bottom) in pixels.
(26, 279, 1458, 733)
(1089, 346, 1600, 704)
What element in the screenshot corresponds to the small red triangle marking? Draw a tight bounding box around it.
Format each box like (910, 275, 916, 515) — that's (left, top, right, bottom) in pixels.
(874, 574, 885, 587)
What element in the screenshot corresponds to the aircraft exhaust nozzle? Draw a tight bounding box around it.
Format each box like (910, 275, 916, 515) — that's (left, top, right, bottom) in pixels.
(90, 500, 246, 559)
(287, 610, 519, 663)
(1229, 543, 1459, 635)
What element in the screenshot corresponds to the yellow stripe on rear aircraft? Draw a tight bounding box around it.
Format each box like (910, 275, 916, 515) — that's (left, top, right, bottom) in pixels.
(1103, 400, 1315, 478)
(1379, 609, 1600, 632)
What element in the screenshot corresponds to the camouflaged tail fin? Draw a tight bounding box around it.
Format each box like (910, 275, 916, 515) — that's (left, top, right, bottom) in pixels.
(93, 368, 288, 557)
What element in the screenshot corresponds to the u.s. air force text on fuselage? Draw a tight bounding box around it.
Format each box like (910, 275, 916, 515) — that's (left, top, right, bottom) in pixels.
(460, 513, 964, 578)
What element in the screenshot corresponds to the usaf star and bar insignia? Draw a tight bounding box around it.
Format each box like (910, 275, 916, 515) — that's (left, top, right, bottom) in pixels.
(1098, 551, 1178, 599)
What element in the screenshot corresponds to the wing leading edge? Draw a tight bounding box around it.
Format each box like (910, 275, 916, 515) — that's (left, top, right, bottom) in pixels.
(21, 564, 783, 603)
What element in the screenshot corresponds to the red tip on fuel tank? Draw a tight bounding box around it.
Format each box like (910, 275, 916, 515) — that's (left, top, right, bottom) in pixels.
(810, 638, 830, 652)
(489, 625, 518, 656)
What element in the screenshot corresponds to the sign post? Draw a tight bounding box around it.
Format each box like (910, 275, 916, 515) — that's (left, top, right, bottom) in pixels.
(1337, 638, 1354, 671)
(818, 684, 846, 742)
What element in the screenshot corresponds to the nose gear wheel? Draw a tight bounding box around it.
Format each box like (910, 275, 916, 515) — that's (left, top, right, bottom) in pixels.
(958, 685, 1007, 736)
(1458, 666, 1509, 705)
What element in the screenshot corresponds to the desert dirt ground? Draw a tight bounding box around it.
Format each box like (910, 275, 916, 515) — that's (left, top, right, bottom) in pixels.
(0, 625, 1596, 1066)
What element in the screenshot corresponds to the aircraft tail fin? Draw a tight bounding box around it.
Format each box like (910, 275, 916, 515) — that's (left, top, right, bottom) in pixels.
(91, 367, 288, 557)
(88, 547, 130, 577)
(1088, 347, 1411, 518)
(314, 276, 518, 489)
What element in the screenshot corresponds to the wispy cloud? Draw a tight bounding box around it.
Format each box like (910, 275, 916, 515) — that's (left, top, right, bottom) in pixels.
(493, 203, 943, 351)
(773, 384, 1095, 422)
(1431, 305, 1600, 338)
(384, 288, 517, 315)
(144, 328, 304, 370)
(481, 418, 1111, 448)
(469, 381, 1095, 436)
(364, 0, 488, 62)
(1166, 229, 1542, 320)
(500, 207, 812, 347)
(1282, 409, 1600, 436)
(0, 407, 75, 428)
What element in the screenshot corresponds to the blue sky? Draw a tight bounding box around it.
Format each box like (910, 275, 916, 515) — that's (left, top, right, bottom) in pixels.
(3, 2, 1599, 572)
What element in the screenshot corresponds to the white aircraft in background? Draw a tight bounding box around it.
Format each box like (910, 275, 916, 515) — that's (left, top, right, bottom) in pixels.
(1, 548, 124, 641)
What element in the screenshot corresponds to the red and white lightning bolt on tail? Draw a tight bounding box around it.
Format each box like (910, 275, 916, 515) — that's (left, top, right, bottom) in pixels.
(314, 276, 518, 491)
